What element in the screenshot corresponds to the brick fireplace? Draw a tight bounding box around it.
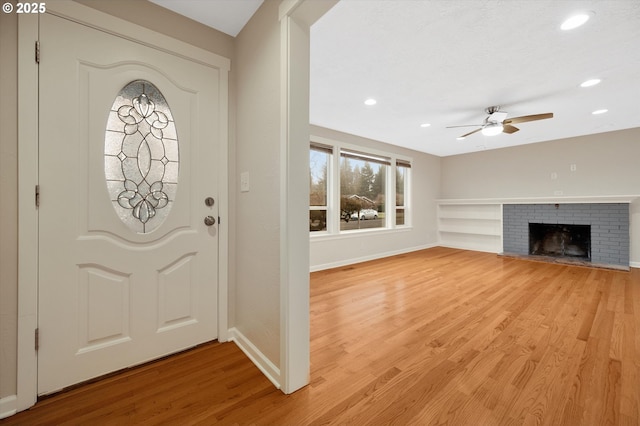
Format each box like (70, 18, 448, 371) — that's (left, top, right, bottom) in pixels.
(503, 203, 629, 268)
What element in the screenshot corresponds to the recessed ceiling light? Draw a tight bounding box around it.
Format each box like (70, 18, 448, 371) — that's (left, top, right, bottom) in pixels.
(592, 109, 608, 115)
(420, 123, 431, 128)
(561, 12, 592, 31)
(364, 98, 377, 106)
(580, 79, 601, 87)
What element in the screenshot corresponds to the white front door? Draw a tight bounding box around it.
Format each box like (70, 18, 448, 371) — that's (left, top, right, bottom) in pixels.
(38, 13, 221, 394)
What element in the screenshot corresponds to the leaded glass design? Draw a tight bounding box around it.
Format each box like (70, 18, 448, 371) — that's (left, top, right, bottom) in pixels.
(104, 80, 179, 233)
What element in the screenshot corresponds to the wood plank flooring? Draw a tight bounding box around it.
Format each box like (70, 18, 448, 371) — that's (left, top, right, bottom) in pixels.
(2, 247, 639, 425)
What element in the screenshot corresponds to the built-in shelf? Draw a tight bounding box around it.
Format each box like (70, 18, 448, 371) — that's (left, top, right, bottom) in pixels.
(437, 203, 502, 253)
(439, 228, 502, 236)
(436, 196, 640, 257)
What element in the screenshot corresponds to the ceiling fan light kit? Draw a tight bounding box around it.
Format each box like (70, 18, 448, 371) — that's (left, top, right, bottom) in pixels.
(447, 106, 554, 139)
(481, 122, 504, 136)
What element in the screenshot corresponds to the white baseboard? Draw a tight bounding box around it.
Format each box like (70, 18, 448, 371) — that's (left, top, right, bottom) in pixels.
(0, 395, 17, 420)
(630, 261, 640, 268)
(228, 327, 281, 389)
(437, 242, 500, 254)
(310, 243, 438, 272)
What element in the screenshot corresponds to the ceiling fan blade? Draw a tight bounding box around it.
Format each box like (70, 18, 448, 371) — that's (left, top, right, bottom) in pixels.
(446, 124, 484, 128)
(503, 124, 519, 134)
(504, 112, 553, 125)
(459, 128, 482, 138)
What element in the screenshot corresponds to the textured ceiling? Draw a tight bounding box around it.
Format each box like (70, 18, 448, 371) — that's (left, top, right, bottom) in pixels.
(310, 0, 640, 156)
(150, 0, 640, 157)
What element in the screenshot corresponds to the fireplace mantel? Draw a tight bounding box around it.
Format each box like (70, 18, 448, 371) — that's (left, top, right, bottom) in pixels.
(437, 195, 639, 205)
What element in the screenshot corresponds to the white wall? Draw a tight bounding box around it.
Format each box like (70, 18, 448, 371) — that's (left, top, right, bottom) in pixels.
(233, 0, 282, 370)
(440, 128, 640, 265)
(0, 5, 18, 401)
(309, 126, 441, 271)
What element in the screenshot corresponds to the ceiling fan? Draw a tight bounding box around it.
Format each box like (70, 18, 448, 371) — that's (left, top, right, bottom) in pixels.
(447, 106, 553, 138)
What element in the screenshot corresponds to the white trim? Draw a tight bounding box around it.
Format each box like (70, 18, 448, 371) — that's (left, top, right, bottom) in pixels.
(17, 1, 230, 412)
(217, 51, 230, 344)
(228, 328, 281, 389)
(279, 11, 310, 395)
(279, 0, 338, 27)
(310, 243, 438, 272)
(16, 12, 39, 413)
(311, 226, 414, 242)
(278, 0, 337, 395)
(311, 135, 414, 165)
(0, 395, 17, 420)
(279, 0, 304, 21)
(437, 243, 499, 254)
(437, 195, 640, 205)
(311, 240, 639, 273)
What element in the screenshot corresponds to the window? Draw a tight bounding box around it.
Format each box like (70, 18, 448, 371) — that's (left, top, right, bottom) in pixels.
(340, 150, 388, 231)
(396, 160, 410, 226)
(309, 143, 331, 232)
(309, 138, 411, 234)
(105, 80, 178, 234)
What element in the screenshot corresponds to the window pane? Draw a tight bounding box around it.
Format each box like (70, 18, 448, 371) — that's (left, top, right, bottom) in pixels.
(396, 164, 407, 226)
(105, 80, 178, 234)
(396, 208, 405, 226)
(309, 210, 327, 232)
(310, 149, 328, 206)
(340, 154, 386, 231)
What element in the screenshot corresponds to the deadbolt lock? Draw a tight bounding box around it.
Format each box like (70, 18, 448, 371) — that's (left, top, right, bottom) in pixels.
(205, 197, 215, 207)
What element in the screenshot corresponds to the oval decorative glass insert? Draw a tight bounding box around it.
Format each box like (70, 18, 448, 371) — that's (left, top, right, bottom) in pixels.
(104, 80, 179, 233)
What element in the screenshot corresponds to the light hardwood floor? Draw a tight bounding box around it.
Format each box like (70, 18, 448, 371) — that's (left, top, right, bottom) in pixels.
(2, 247, 639, 425)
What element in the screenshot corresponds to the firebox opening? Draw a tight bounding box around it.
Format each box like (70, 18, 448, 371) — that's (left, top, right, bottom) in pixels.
(529, 223, 591, 260)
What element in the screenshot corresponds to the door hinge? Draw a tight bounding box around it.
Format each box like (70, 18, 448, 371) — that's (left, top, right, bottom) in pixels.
(35, 328, 39, 351)
(35, 185, 40, 208)
(35, 40, 40, 64)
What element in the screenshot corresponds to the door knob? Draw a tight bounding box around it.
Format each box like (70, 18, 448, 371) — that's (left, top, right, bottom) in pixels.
(204, 216, 216, 226)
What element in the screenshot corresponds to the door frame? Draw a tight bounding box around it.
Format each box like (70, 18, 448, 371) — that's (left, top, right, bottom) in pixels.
(277, 0, 338, 393)
(16, 0, 230, 410)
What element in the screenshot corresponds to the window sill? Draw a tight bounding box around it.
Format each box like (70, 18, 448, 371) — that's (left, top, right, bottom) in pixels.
(310, 226, 413, 242)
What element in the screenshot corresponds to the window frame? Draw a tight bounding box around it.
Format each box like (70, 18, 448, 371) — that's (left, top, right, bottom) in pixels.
(310, 136, 412, 236)
(395, 159, 411, 228)
(309, 142, 333, 234)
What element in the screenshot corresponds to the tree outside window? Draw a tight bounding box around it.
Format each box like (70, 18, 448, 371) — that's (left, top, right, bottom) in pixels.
(396, 160, 410, 226)
(340, 151, 388, 231)
(309, 144, 330, 232)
